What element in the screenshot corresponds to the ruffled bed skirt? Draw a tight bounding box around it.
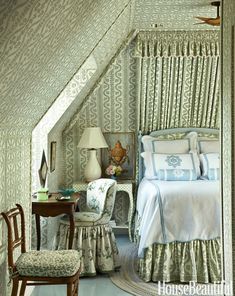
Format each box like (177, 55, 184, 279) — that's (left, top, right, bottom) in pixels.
(54, 223, 120, 276)
(138, 238, 221, 283)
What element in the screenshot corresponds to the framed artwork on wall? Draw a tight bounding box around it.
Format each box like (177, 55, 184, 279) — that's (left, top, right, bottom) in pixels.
(38, 150, 48, 188)
(101, 132, 135, 180)
(50, 141, 56, 172)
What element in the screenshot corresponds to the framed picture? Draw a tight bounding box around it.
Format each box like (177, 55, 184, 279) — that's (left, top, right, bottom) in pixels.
(50, 141, 56, 172)
(38, 150, 48, 188)
(101, 132, 135, 180)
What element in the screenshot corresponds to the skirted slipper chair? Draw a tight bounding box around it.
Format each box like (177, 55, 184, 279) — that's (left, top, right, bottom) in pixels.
(1, 204, 80, 296)
(55, 178, 120, 276)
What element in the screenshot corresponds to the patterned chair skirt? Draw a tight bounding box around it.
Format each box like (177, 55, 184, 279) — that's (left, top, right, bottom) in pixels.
(54, 222, 120, 276)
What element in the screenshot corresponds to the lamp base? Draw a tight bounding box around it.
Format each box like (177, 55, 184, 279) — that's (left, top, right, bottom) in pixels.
(84, 149, 102, 182)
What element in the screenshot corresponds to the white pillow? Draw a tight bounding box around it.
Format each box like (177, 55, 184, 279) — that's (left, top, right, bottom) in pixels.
(142, 132, 197, 153)
(141, 152, 200, 181)
(198, 140, 219, 153)
(200, 153, 220, 180)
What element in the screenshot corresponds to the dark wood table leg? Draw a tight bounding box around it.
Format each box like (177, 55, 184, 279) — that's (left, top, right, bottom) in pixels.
(68, 214, 75, 249)
(35, 214, 41, 251)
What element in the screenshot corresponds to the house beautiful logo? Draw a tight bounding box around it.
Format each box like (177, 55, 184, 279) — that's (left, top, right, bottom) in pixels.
(158, 281, 233, 295)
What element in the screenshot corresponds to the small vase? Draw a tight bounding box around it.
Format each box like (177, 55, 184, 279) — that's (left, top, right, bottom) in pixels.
(111, 175, 117, 180)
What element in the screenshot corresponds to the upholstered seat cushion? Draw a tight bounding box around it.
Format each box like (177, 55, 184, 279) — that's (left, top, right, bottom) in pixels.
(74, 212, 101, 222)
(16, 250, 80, 277)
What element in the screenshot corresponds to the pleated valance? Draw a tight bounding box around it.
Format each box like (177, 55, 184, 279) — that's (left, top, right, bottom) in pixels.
(135, 30, 220, 57)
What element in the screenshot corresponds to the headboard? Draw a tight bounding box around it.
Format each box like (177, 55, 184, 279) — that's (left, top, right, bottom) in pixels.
(138, 127, 219, 184)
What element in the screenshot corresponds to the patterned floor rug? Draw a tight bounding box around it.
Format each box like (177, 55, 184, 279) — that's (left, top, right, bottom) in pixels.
(109, 244, 159, 296)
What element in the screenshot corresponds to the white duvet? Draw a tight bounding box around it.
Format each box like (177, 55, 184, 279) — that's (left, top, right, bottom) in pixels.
(136, 178, 220, 257)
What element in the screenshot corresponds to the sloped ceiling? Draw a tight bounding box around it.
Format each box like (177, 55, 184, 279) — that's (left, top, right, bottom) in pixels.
(0, 0, 219, 132)
(0, 0, 131, 131)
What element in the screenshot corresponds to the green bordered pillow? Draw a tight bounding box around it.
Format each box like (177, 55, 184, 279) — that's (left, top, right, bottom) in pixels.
(141, 152, 200, 181)
(142, 132, 197, 153)
(199, 153, 220, 180)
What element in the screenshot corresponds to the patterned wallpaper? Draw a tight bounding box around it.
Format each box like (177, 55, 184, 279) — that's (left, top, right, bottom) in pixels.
(31, 55, 97, 193)
(46, 3, 133, 193)
(49, 42, 136, 231)
(0, 0, 131, 131)
(63, 41, 137, 185)
(133, 0, 220, 30)
(0, 0, 228, 293)
(0, 131, 31, 295)
(0, 0, 133, 293)
(29, 0, 133, 250)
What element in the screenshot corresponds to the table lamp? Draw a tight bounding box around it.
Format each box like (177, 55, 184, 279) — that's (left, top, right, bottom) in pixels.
(77, 127, 108, 182)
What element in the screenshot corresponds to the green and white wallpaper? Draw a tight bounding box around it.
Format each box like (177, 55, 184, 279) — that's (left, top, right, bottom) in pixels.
(0, 0, 229, 294)
(63, 42, 137, 185)
(0, 131, 31, 295)
(0, 0, 132, 131)
(0, 0, 133, 293)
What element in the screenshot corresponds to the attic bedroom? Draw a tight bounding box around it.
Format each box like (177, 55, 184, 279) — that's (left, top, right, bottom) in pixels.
(0, 1, 235, 296)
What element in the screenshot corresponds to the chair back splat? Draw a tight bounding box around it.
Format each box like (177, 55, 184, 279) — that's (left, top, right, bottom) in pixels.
(1, 204, 80, 296)
(1, 204, 26, 270)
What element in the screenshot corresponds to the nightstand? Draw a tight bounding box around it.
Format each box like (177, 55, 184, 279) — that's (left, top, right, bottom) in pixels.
(73, 180, 134, 241)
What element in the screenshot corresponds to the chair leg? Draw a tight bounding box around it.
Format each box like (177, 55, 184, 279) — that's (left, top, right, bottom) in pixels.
(67, 283, 73, 296)
(74, 277, 79, 296)
(11, 278, 19, 296)
(19, 280, 27, 296)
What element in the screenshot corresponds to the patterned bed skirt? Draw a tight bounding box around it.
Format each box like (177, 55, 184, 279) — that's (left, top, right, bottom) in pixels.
(137, 238, 221, 283)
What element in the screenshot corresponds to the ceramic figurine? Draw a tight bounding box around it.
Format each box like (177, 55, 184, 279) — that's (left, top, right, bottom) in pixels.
(109, 140, 129, 165)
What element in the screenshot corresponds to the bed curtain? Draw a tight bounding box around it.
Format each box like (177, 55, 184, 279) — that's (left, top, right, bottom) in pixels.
(138, 238, 221, 283)
(135, 30, 220, 134)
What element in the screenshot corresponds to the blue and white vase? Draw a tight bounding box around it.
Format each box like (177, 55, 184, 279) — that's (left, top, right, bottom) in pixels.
(111, 175, 117, 180)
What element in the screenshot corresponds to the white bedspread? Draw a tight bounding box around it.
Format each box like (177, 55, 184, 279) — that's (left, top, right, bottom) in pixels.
(136, 178, 220, 257)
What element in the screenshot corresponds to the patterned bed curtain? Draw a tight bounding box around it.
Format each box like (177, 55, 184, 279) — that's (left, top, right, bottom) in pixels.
(135, 30, 220, 134)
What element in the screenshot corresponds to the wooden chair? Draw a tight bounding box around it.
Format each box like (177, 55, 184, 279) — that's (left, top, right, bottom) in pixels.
(1, 204, 80, 296)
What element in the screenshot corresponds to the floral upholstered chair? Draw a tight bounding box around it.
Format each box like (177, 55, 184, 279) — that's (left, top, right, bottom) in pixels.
(55, 178, 120, 276)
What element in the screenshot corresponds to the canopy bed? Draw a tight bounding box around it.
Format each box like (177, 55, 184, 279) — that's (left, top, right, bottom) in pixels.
(135, 127, 221, 283)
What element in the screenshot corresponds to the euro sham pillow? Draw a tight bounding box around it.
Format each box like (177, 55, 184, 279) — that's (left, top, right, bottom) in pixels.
(198, 140, 219, 153)
(141, 152, 200, 181)
(142, 132, 197, 153)
(199, 153, 220, 180)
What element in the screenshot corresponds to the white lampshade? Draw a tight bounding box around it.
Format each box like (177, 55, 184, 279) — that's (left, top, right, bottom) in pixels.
(77, 127, 108, 149)
(77, 127, 108, 182)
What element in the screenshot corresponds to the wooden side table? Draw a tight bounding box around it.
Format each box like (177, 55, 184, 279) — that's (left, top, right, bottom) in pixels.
(73, 180, 134, 241)
(32, 193, 79, 250)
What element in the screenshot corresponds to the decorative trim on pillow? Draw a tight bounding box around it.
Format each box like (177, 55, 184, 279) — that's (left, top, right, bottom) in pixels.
(200, 153, 220, 180)
(142, 132, 197, 153)
(158, 169, 197, 181)
(141, 152, 200, 181)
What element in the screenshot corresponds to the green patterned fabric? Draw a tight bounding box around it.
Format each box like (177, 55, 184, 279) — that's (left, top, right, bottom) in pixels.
(155, 132, 219, 140)
(138, 238, 221, 283)
(61, 179, 117, 226)
(16, 250, 80, 277)
(135, 31, 219, 57)
(55, 179, 120, 276)
(55, 224, 120, 276)
(136, 31, 220, 134)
